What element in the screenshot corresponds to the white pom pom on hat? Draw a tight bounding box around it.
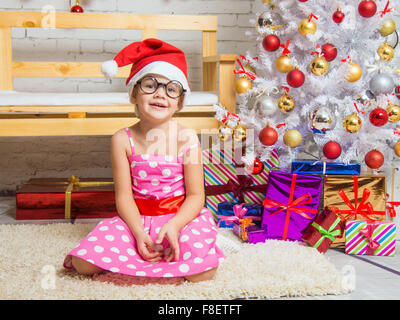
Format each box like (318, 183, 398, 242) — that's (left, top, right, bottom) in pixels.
(101, 38, 191, 101)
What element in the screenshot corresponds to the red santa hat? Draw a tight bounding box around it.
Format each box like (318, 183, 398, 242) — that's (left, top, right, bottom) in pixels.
(101, 38, 190, 100)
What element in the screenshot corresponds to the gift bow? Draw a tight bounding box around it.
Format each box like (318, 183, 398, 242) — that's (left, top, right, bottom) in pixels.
(378, 1, 394, 17)
(311, 217, 342, 250)
(335, 175, 385, 221)
(237, 217, 255, 241)
(359, 224, 381, 254)
(263, 193, 316, 220)
(217, 203, 261, 227)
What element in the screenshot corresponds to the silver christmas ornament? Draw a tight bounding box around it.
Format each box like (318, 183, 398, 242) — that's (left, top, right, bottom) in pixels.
(280, 0, 296, 9)
(308, 106, 336, 134)
(369, 73, 395, 95)
(356, 89, 376, 106)
(255, 94, 277, 116)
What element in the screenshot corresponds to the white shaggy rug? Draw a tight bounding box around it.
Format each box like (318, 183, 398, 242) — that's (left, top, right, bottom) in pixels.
(0, 223, 351, 300)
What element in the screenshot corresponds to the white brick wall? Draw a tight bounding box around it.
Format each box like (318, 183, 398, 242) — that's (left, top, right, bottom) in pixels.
(0, 0, 258, 194)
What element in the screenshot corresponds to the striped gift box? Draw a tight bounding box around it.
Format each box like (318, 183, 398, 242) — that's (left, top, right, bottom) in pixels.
(202, 146, 279, 220)
(345, 220, 396, 257)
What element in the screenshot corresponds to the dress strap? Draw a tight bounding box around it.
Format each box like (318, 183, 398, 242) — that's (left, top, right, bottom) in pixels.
(178, 141, 201, 157)
(125, 127, 135, 157)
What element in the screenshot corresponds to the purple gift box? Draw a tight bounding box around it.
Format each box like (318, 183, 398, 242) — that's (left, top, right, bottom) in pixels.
(232, 220, 266, 244)
(262, 171, 323, 241)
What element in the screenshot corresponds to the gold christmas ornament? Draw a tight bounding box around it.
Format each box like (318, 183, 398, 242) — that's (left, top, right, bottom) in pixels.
(377, 42, 394, 62)
(310, 55, 330, 76)
(283, 129, 302, 148)
(234, 77, 252, 94)
(345, 62, 363, 82)
(277, 92, 295, 113)
(276, 55, 293, 73)
(395, 140, 400, 157)
(387, 102, 400, 122)
(343, 113, 362, 133)
(232, 123, 247, 141)
(218, 125, 231, 141)
(298, 18, 317, 37)
(379, 19, 396, 37)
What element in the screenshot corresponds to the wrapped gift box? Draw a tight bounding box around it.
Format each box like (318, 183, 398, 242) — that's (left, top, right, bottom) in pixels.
(217, 202, 263, 228)
(16, 177, 118, 220)
(203, 144, 279, 220)
(262, 171, 323, 241)
(323, 174, 387, 247)
(291, 160, 361, 175)
(233, 218, 266, 244)
(345, 220, 396, 256)
(302, 207, 344, 253)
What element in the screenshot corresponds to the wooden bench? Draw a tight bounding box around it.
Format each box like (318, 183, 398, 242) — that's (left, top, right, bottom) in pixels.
(0, 11, 237, 136)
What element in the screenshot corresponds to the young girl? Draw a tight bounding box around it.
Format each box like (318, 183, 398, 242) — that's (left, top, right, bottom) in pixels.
(63, 39, 225, 283)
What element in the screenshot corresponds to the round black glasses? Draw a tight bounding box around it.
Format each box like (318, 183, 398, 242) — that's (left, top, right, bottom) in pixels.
(136, 76, 186, 99)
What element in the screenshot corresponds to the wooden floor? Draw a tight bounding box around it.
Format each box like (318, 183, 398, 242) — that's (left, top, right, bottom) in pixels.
(1, 196, 399, 300)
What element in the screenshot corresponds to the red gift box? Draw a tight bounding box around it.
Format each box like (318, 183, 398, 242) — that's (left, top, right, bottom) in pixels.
(16, 176, 118, 220)
(302, 207, 344, 253)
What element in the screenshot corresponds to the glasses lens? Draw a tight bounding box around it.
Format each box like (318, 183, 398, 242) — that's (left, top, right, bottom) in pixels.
(166, 81, 183, 98)
(140, 77, 157, 94)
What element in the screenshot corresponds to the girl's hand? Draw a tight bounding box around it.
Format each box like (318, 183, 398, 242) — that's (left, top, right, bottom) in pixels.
(135, 232, 163, 262)
(156, 221, 180, 262)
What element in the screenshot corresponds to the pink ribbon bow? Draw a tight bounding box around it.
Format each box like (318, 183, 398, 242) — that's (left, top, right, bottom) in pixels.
(359, 224, 380, 255)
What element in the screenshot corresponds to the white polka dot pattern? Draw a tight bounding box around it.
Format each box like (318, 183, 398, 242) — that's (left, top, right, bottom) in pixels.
(62, 128, 225, 278)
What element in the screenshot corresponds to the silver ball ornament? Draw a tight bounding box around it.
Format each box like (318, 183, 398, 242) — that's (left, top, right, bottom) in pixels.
(280, 0, 296, 9)
(356, 89, 376, 106)
(308, 106, 336, 134)
(255, 94, 277, 116)
(369, 73, 395, 95)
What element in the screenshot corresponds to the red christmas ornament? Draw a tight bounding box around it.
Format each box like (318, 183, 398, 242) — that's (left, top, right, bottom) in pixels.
(358, 0, 377, 18)
(259, 125, 278, 146)
(321, 43, 337, 62)
(332, 9, 345, 23)
(395, 85, 400, 99)
(262, 34, 281, 52)
(369, 107, 388, 126)
(71, 0, 84, 13)
(298, 0, 308, 2)
(251, 158, 264, 175)
(286, 68, 305, 88)
(365, 150, 384, 169)
(323, 141, 342, 159)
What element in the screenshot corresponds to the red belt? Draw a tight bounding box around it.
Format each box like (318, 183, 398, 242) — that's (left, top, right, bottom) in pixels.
(135, 195, 185, 216)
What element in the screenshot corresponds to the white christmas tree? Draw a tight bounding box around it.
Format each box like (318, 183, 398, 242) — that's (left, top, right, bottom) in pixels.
(225, 0, 400, 172)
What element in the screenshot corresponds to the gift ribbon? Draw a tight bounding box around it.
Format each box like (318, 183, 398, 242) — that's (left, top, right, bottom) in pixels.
(311, 217, 342, 249)
(206, 175, 268, 203)
(217, 203, 261, 227)
(234, 58, 256, 80)
(335, 175, 385, 222)
(378, 1, 394, 17)
(359, 224, 381, 255)
(263, 173, 317, 241)
(386, 201, 400, 218)
(28, 175, 114, 219)
(237, 217, 255, 241)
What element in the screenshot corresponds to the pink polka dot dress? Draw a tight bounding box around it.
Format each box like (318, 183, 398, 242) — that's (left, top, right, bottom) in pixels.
(63, 127, 225, 278)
